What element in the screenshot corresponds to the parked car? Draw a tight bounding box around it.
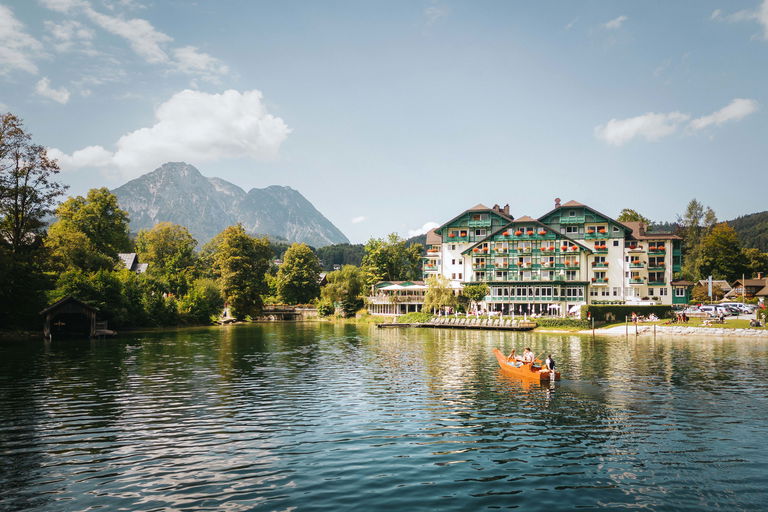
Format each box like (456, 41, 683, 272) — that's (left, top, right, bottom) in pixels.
(720, 302, 754, 314)
(699, 305, 731, 317)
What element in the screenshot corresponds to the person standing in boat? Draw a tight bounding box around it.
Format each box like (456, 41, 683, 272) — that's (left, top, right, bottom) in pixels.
(522, 348, 535, 364)
(545, 354, 555, 373)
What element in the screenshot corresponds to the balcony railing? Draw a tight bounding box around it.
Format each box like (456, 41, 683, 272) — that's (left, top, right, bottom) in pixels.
(647, 265, 666, 271)
(648, 280, 666, 286)
(583, 232, 608, 239)
(468, 219, 492, 227)
(591, 278, 608, 285)
(560, 216, 586, 224)
(629, 261, 644, 268)
(629, 278, 645, 284)
(446, 235, 469, 242)
(592, 262, 608, 268)
(648, 247, 666, 255)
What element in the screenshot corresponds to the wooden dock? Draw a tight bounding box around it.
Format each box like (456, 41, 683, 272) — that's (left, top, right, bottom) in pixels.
(378, 319, 537, 331)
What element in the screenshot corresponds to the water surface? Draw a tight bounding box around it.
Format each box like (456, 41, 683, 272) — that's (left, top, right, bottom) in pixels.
(1, 324, 767, 511)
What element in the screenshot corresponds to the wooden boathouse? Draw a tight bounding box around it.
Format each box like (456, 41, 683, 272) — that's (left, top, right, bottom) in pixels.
(40, 296, 106, 340)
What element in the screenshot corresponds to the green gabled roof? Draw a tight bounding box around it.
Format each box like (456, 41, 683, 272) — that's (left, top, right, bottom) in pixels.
(434, 205, 514, 235)
(538, 201, 632, 234)
(461, 218, 594, 255)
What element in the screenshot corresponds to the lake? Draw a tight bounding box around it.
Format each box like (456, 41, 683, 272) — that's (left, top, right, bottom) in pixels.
(1, 323, 767, 511)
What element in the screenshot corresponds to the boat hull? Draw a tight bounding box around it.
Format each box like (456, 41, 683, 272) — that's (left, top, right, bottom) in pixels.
(493, 348, 560, 381)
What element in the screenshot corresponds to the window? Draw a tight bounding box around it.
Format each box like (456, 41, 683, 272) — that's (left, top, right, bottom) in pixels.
(569, 210, 575, 216)
(451, 273, 456, 279)
(612, 287, 620, 296)
(613, 226, 621, 232)
(675, 287, 686, 297)
(660, 288, 668, 296)
(475, 229, 486, 237)
(458, 273, 463, 280)
(450, 244, 456, 250)
(613, 240, 619, 247)
(566, 226, 578, 233)
(452, 259, 456, 265)
(594, 256, 606, 263)
(594, 271, 606, 280)
(566, 270, 576, 281)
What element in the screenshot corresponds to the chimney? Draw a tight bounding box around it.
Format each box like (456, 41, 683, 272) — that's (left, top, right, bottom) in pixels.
(554, 197, 561, 208)
(503, 204, 510, 215)
(758, 272, 764, 280)
(492, 204, 500, 212)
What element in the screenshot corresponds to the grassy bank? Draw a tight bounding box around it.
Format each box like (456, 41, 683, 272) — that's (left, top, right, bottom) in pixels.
(601, 318, 766, 330)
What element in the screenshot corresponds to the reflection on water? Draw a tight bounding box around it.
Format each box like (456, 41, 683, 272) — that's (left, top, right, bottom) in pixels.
(1, 324, 767, 511)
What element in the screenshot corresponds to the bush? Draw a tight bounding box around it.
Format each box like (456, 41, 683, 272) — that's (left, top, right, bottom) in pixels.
(398, 312, 433, 323)
(535, 318, 590, 329)
(316, 299, 335, 317)
(582, 304, 673, 322)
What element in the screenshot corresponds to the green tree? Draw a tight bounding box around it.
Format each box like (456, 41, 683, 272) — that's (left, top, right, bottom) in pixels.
(616, 208, 651, 225)
(0, 113, 67, 254)
(46, 220, 114, 272)
(178, 278, 224, 324)
(462, 283, 489, 312)
(423, 274, 458, 313)
(321, 264, 365, 317)
(209, 224, 272, 319)
(698, 223, 746, 281)
(136, 222, 197, 295)
(0, 113, 66, 328)
(54, 187, 131, 261)
(361, 233, 423, 286)
(741, 247, 768, 277)
(276, 243, 322, 304)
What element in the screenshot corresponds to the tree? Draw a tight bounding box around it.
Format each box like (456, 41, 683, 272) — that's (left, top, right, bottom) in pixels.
(462, 283, 489, 313)
(692, 284, 725, 302)
(276, 243, 322, 304)
(361, 233, 423, 286)
(209, 224, 272, 319)
(741, 247, 768, 277)
(0, 113, 67, 254)
(422, 275, 457, 313)
(178, 278, 224, 324)
(51, 188, 131, 263)
(616, 208, 651, 226)
(0, 113, 66, 328)
(320, 264, 365, 317)
(136, 222, 197, 295)
(698, 223, 746, 281)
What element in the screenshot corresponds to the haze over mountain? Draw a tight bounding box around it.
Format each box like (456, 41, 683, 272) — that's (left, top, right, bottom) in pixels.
(112, 162, 349, 247)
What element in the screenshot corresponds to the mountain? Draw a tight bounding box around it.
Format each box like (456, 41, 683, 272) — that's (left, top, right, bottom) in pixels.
(112, 162, 349, 247)
(728, 211, 768, 252)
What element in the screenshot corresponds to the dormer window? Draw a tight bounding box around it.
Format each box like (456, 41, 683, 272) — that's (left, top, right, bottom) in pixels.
(569, 211, 575, 216)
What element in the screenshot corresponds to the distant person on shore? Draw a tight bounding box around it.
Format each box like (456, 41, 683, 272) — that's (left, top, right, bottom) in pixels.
(522, 347, 535, 364)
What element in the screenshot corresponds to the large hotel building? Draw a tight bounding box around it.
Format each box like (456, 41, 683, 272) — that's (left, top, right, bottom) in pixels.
(411, 199, 692, 316)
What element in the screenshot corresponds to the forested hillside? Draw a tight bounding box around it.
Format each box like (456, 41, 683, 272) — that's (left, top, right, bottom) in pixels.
(728, 211, 768, 251)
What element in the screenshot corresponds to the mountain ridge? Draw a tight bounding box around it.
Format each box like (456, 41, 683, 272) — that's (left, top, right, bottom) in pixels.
(112, 162, 349, 247)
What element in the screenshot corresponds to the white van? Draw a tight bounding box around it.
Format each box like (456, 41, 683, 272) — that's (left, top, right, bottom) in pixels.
(699, 305, 730, 317)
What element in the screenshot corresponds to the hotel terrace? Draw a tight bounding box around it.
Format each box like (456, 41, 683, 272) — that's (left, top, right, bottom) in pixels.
(413, 199, 692, 316)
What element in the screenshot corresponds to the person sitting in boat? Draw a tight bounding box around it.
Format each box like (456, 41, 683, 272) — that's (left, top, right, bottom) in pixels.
(545, 354, 555, 372)
(522, 348, 535, 364)
(507, 349, 523, 367)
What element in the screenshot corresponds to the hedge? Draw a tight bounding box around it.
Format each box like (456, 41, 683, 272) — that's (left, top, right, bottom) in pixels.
(398, 312, 433, 323)
(535, 318, 590, 329)
(581, 304, 673, 322)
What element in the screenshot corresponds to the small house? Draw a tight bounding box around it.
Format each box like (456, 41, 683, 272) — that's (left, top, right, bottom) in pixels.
(40, 296, 98, 339)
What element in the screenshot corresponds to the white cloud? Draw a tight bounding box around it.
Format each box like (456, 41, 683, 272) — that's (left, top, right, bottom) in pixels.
(173, 46, 228, 78)
(351, 216, 367, 224)
(39, 0, 229, 77)
(711, 1, 768, 39)
(408, 221, 440, 238)
(595, 112, 689, 146)
(424, 5, 449, 25)
(83, 5, 171, 64)
(35, 77, 71, 103)
(603, 15, 628, 30)
(688, 98, 759, 130)
(44, 19, 95, 53)
(51, 89, 291, 177)
(0, 5, 44, 74)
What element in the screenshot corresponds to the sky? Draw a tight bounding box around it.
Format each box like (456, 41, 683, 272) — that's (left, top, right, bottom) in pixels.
(1, 0, 767, 244)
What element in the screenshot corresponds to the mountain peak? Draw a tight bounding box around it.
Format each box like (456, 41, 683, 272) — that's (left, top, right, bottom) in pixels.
(112, 162, 349, 247)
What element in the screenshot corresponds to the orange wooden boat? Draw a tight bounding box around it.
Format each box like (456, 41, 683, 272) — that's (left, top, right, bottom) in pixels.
(493, 348, 560, 381)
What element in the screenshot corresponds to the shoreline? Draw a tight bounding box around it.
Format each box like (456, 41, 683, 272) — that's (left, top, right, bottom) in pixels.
(577, 324, 768, 338)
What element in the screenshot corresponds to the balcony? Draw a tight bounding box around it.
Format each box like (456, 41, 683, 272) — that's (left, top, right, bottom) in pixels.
(584, 232, 608, 239)
(648, 280, 666, 286)
(648, 247, 666, 255)
(468, 219, 492, 227)
(629, 261, 644, 268)
(647, 264, 666, 271)
(560, 216, 586, 224)
(563, 263, 580, 269)
(629, 278, 645, 285)
(517, 247, 533, 255)
(592, 261, 608, 269)
(593, 247, 608, 254)
(626, 245, 644, 252)
(446, 235, 469, 242)
(591, 278, 608, 285)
